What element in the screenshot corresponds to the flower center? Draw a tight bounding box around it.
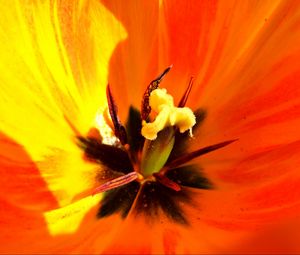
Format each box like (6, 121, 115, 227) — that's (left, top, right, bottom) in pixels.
(77, 66, 237, 224)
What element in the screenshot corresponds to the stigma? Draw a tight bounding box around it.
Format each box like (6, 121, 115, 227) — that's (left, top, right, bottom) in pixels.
(141, 88, 196, 140)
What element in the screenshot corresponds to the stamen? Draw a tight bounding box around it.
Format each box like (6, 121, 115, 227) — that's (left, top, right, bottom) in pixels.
(106, 84, 128, 145)
(178, 76, 194, 107)
(165, 139, 238, 170)
(141, 65, 172, 121)
(103, 107, 115, 131)
(141, 88, 196, 140)
(92, 172, 139, 195)
(153, 173, 181, 191)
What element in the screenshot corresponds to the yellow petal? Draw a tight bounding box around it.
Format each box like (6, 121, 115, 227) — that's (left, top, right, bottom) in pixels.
(0, 0, 126, 206)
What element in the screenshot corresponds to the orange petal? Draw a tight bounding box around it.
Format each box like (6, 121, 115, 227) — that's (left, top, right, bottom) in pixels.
(1, 0, 300, 254)
(0, 133, 55, 253)
(0, 132, 58, 211)
(190, 0, 300, 197)
(155, 1, 300, 253)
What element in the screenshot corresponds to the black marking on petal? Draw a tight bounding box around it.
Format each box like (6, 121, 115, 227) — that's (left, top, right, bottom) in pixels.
(193, 108, 207, 129)
(97, 181, 140, 219)
(78, 137, 133, 174)
(126, 106, 144, 156)
(134, 181, 190, 225)
(167, 108, 206, 162)
(166, 165, 213, 189)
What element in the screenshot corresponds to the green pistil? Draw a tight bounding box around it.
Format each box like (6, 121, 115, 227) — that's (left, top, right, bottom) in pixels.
(140, 127, 175, 177)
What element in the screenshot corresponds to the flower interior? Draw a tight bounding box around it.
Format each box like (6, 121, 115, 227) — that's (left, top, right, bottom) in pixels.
(78, 66, 236, 225)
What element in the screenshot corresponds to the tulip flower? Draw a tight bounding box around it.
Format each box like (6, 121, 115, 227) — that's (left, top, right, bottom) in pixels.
(1, 0, 300, 254)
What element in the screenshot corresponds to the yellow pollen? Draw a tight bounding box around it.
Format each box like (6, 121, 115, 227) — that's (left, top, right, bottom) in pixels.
(94, 108, 120, 146)
(141, 88, 196, 140)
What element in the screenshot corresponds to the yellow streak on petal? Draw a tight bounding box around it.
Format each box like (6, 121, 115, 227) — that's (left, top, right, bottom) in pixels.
(44, 195, 100, 235)
(141, 88, 196, 140)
